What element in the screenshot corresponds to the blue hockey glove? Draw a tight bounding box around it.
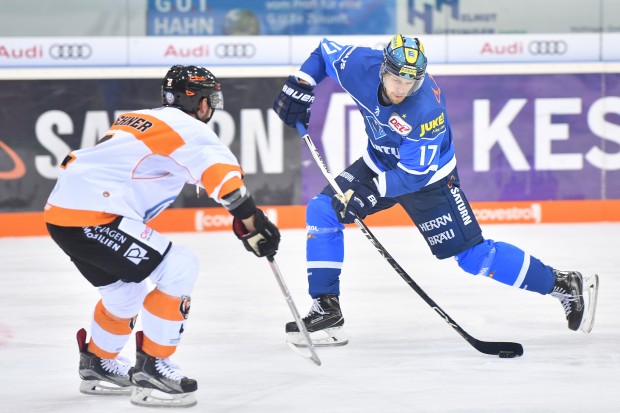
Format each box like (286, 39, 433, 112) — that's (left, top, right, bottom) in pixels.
(331, 181, 380, 224)
(233, 208, 281, 258)
(272, 75, 314, 128)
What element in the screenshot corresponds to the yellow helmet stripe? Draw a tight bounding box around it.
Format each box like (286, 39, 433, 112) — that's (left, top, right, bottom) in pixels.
(391, 34, 404, 49)
(404, 48, 419, 64)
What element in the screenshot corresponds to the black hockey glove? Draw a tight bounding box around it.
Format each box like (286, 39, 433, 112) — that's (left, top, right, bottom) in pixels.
(272, 75, 314, 128)
(331, 181, 380, 224)
(232, 208, 281, 258)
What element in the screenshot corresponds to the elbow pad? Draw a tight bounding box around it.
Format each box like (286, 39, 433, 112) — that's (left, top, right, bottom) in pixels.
(222, 187, 256, 220)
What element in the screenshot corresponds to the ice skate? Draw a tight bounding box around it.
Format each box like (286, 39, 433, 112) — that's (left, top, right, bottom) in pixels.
(76, 328, 134, 395)
(130, 331, 197, 408)
(286, 294, 348, 347)
(550, 270, 599, 333)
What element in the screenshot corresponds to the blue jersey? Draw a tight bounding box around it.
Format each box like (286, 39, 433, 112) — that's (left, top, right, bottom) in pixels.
(298, 38, 456, 198)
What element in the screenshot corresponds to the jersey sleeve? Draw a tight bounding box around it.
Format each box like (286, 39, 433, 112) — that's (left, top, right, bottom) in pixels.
(297, 38, 356, 86)
(168, 128, 245, 205)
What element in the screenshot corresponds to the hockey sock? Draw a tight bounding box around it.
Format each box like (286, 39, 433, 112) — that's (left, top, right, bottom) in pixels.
(306, 194, 345, 298)
(141, 288, 190, 358)
(519, 255, 556, 294)
(88, 299, 136, 358)
(456, 239, 555, 294)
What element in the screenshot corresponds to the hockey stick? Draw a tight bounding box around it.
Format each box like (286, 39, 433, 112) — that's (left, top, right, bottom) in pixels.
(267, 255, 322, 366)
(295, 122, 523, 358)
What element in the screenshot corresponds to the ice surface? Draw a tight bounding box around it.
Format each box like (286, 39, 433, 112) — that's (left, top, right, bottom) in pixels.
(1, 223, 618, 412)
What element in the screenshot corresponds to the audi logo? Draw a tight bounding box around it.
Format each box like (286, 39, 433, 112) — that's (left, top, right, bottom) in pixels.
(49, 43, 92, 59)
(215, 43, 256, 58)
(528, 40, 567, 56)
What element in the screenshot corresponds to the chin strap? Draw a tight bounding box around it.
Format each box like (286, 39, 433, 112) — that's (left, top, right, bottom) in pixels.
(203, 109, 214, 124)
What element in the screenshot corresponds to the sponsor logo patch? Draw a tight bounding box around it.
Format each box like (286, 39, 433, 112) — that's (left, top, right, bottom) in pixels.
(124, 243, 150, 265)
(388, 113, 412, 136)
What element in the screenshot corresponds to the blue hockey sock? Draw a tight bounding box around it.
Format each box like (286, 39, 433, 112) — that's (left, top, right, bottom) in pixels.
(306, 194, 345, 298)
(456, 239, 555, 294)
(521, 257, 555, 294)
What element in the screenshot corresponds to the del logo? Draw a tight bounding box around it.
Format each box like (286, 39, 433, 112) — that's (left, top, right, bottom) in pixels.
(388, 114, 412, 136)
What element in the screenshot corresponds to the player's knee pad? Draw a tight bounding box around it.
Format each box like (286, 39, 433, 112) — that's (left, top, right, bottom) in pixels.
(455, 239, 495, 275)
(149, 245, 199, 297)
(98, 279, 148, 319)
(455, 239, 526, 286)
(307, 194, 344, 229)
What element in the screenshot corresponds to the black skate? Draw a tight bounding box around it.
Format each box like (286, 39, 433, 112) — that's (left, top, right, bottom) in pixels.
(130, 331, 197, 408)
(76, 328, 134, 395)
(551, 270, 599, 333)
(285, 294, 348, 347)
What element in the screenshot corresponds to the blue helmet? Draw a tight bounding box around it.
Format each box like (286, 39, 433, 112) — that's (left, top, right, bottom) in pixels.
(380, 35, 427, 95)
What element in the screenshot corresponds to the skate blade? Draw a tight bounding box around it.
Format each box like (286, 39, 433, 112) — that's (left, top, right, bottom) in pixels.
(79, 379, 133, 396)
(130, 387, 197, 408)
(287, 326, 348, 348)
(579, 274, 599, 333)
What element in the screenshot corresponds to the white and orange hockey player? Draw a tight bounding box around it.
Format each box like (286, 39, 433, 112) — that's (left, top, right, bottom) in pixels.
(44, 65, 280, 408)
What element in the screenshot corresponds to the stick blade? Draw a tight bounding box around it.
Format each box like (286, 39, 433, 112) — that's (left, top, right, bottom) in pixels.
(475, 340, 524, 358)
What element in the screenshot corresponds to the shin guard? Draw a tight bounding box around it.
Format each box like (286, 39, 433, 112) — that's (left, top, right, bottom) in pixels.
(141, 289, 190, 358)
(456, 239, 554, 294)
(306, 194, 345, 298)
(89, 300, 136, 359)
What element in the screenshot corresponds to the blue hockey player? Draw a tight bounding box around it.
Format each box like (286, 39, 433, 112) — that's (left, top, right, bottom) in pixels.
(273, 34, 599, 347)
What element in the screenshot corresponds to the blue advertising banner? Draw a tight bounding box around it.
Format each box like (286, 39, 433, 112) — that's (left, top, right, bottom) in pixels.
(300, 73, 620, 203)
(146, 0, 395, 36)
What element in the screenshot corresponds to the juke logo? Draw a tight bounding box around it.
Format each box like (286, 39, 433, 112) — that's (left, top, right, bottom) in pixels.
(49, 43, 92, 59)
(215, 43, 256, 58)
(528, 40, 567, 55)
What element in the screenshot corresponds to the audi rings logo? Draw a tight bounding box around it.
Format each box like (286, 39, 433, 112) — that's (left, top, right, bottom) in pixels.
(49, 43, 92, 59)
(528, 40, 567, 56)
(215, 43, 256, 58)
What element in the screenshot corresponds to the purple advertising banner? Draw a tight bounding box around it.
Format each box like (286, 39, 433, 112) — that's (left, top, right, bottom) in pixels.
(301, 73, 620, 203)
(2, 72, 619, 213)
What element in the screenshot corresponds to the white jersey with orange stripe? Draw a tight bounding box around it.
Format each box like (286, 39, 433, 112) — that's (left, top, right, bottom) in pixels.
(45, 106, 244, 226)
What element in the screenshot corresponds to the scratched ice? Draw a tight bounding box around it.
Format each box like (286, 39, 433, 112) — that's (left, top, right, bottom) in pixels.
(1, 223, 618, 412)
